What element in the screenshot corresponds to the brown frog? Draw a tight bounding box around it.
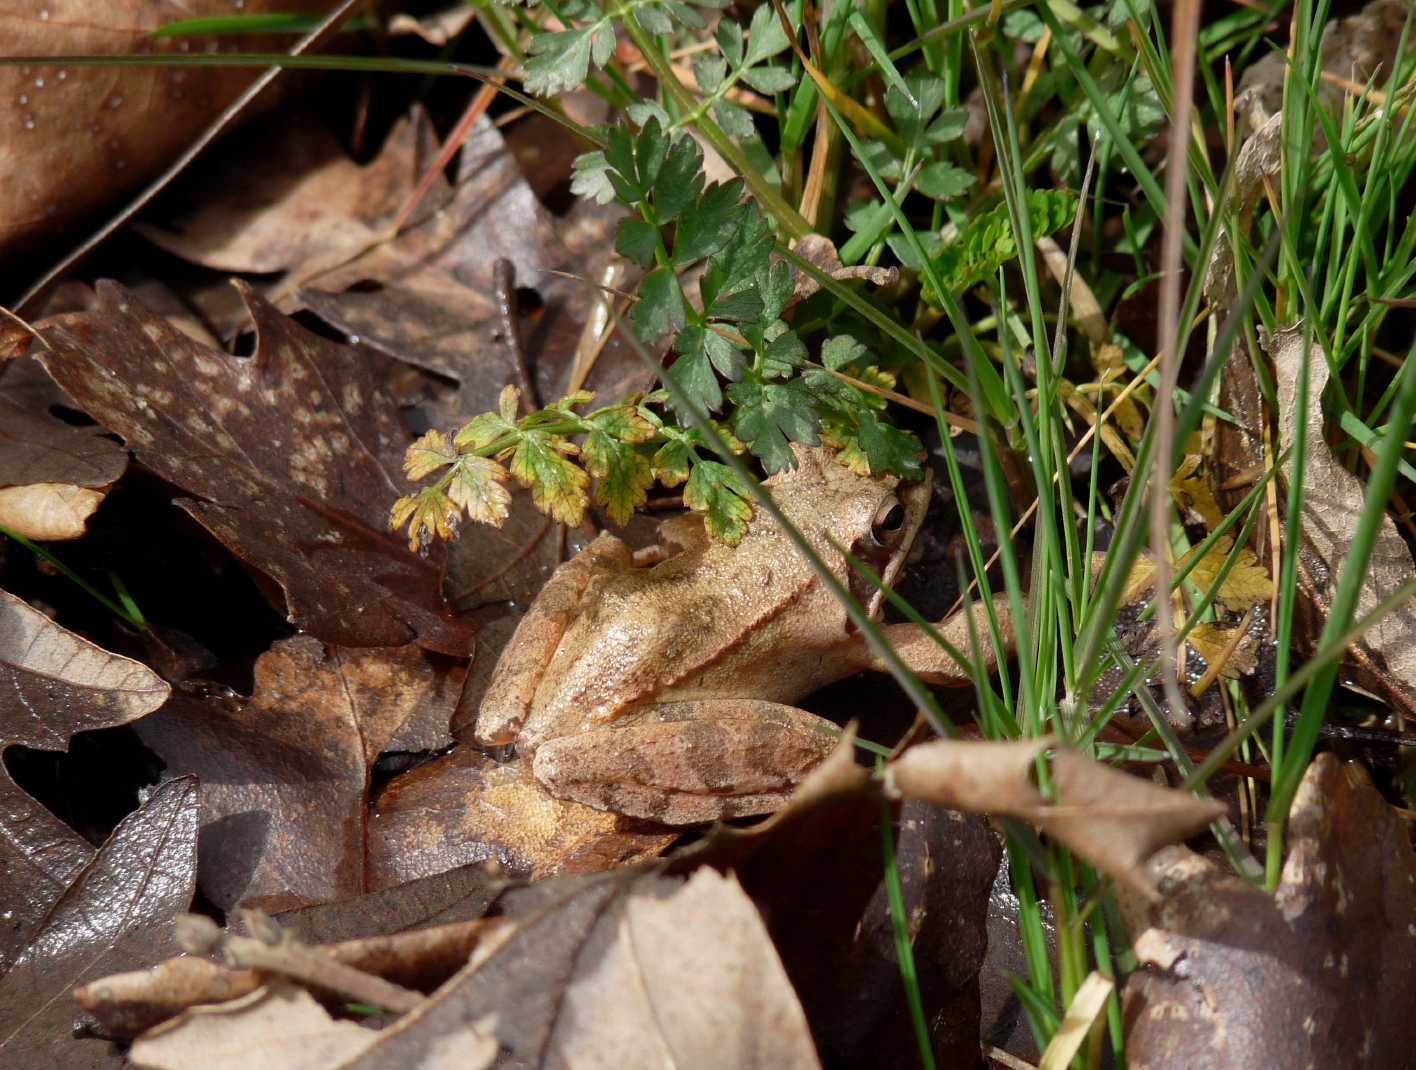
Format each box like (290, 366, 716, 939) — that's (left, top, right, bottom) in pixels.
(474, 445, 1007, 825)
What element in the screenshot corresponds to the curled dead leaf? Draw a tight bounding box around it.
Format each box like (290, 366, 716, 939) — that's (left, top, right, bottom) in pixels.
(884, 736, 1224, 896)
(1272, 326, 1416, 714)
(789, 234, 900, 303)
(0, 356, 127, 539)
(127, 983, 436, 1070)
(0, 587, 171, 967)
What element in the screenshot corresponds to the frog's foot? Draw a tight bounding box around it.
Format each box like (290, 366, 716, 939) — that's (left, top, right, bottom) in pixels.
(872, 592, 1015, 685)
(530, 700, 841, 826)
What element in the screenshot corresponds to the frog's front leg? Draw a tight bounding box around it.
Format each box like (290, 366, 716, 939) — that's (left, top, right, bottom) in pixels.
(530, 700, 841, 825)
(475, 533, 632, 746)
(869, 592, 1017, 685)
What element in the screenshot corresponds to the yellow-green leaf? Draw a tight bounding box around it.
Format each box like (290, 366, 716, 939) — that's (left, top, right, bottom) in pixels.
(447, 455, 513, 526)
(653, 438, 693, 487)
(1183, 535, 1272, 612)
(583, 431, 655, 526)
(509, 432, 590, 527)
(454, 409, 518, 451)
(389, 487, 459, 552)
(683, 460, 754, 545)
(499, 384, 521, 423)
(403, 429, 459, 481)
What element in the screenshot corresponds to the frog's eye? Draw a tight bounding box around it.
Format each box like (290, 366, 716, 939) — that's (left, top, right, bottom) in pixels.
(870, 498, 908, 547)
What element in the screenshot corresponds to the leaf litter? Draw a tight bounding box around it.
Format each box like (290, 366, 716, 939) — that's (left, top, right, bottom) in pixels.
(0, 588, 170, 969)
(35, 281, 472, 655)
(2, 6, 1414, 1064)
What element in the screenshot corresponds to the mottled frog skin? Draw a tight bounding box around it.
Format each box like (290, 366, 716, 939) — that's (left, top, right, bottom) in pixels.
(475, 445, 1006, 825)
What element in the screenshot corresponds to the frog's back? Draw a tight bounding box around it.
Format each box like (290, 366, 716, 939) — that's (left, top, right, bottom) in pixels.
(516, 531, 815, 747)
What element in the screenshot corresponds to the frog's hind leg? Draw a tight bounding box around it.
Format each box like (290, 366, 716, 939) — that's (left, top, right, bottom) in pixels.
(474, 533, 632, 746)
(530, 700, 841, 825)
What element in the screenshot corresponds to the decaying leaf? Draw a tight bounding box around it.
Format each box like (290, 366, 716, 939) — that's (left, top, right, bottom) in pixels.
(367, 746, 676, 884)
(0, 588, 171, 968)
(1186, 621, 1261, 680)
(1272, 326, 1416, 713)
(1123, 754, 1416, 1067)
(678, 729, 1002, 1067)
(0, 777, 199, 1068)
(299, 116, 606, 387)
(1234, 0, 1410, 132)
(339, 867, 821, 1069)
(135, 636, 461, 912)
(0, 1, 330, 259)
(127, 983, 435, 1070)
(0, 356, 127, 539)
(140, 109, 445, 292)
(884, 736, 1224, 896)
(36, 282, 472, 655)
(1181, 535, 1272, 613)
(789, 234, 900, 302)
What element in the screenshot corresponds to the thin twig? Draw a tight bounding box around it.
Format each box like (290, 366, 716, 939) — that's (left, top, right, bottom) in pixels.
(175, 912, 423, 1015)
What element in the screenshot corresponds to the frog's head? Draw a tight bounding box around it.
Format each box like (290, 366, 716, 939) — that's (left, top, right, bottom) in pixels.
(765, 444, 931, 619)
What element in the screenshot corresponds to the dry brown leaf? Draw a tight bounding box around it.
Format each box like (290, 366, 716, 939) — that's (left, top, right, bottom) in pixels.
(335, 868, 820, 1069)
(789, 234, 900, 302)
(0, 588, 171, 968)
(36, 281, 472, 655)
(1272, 325, 1416, 713)
(387, 6, 477, 46)
(128, 982, 419, 1070)
(0, 356, 126, 539)
(368, 746, 676, 884)
(677, 729, 1001, 1067)
(1235, 0, 1409, 131)
(1123, 754, 1416, 1067)
(0, 481, 105, 540)
(75, 955, 264, 1040)
(885, 737, 1224, 896)
(0, 1, 330, 259)
(0, 777, 198, 1068)
(299, 115, 586, 383)
(135, 636, 462, 913)
(140, 109, 445, 291)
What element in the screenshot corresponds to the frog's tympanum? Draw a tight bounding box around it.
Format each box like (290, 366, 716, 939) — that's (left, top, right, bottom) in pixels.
(475, 445, 1004, 825)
